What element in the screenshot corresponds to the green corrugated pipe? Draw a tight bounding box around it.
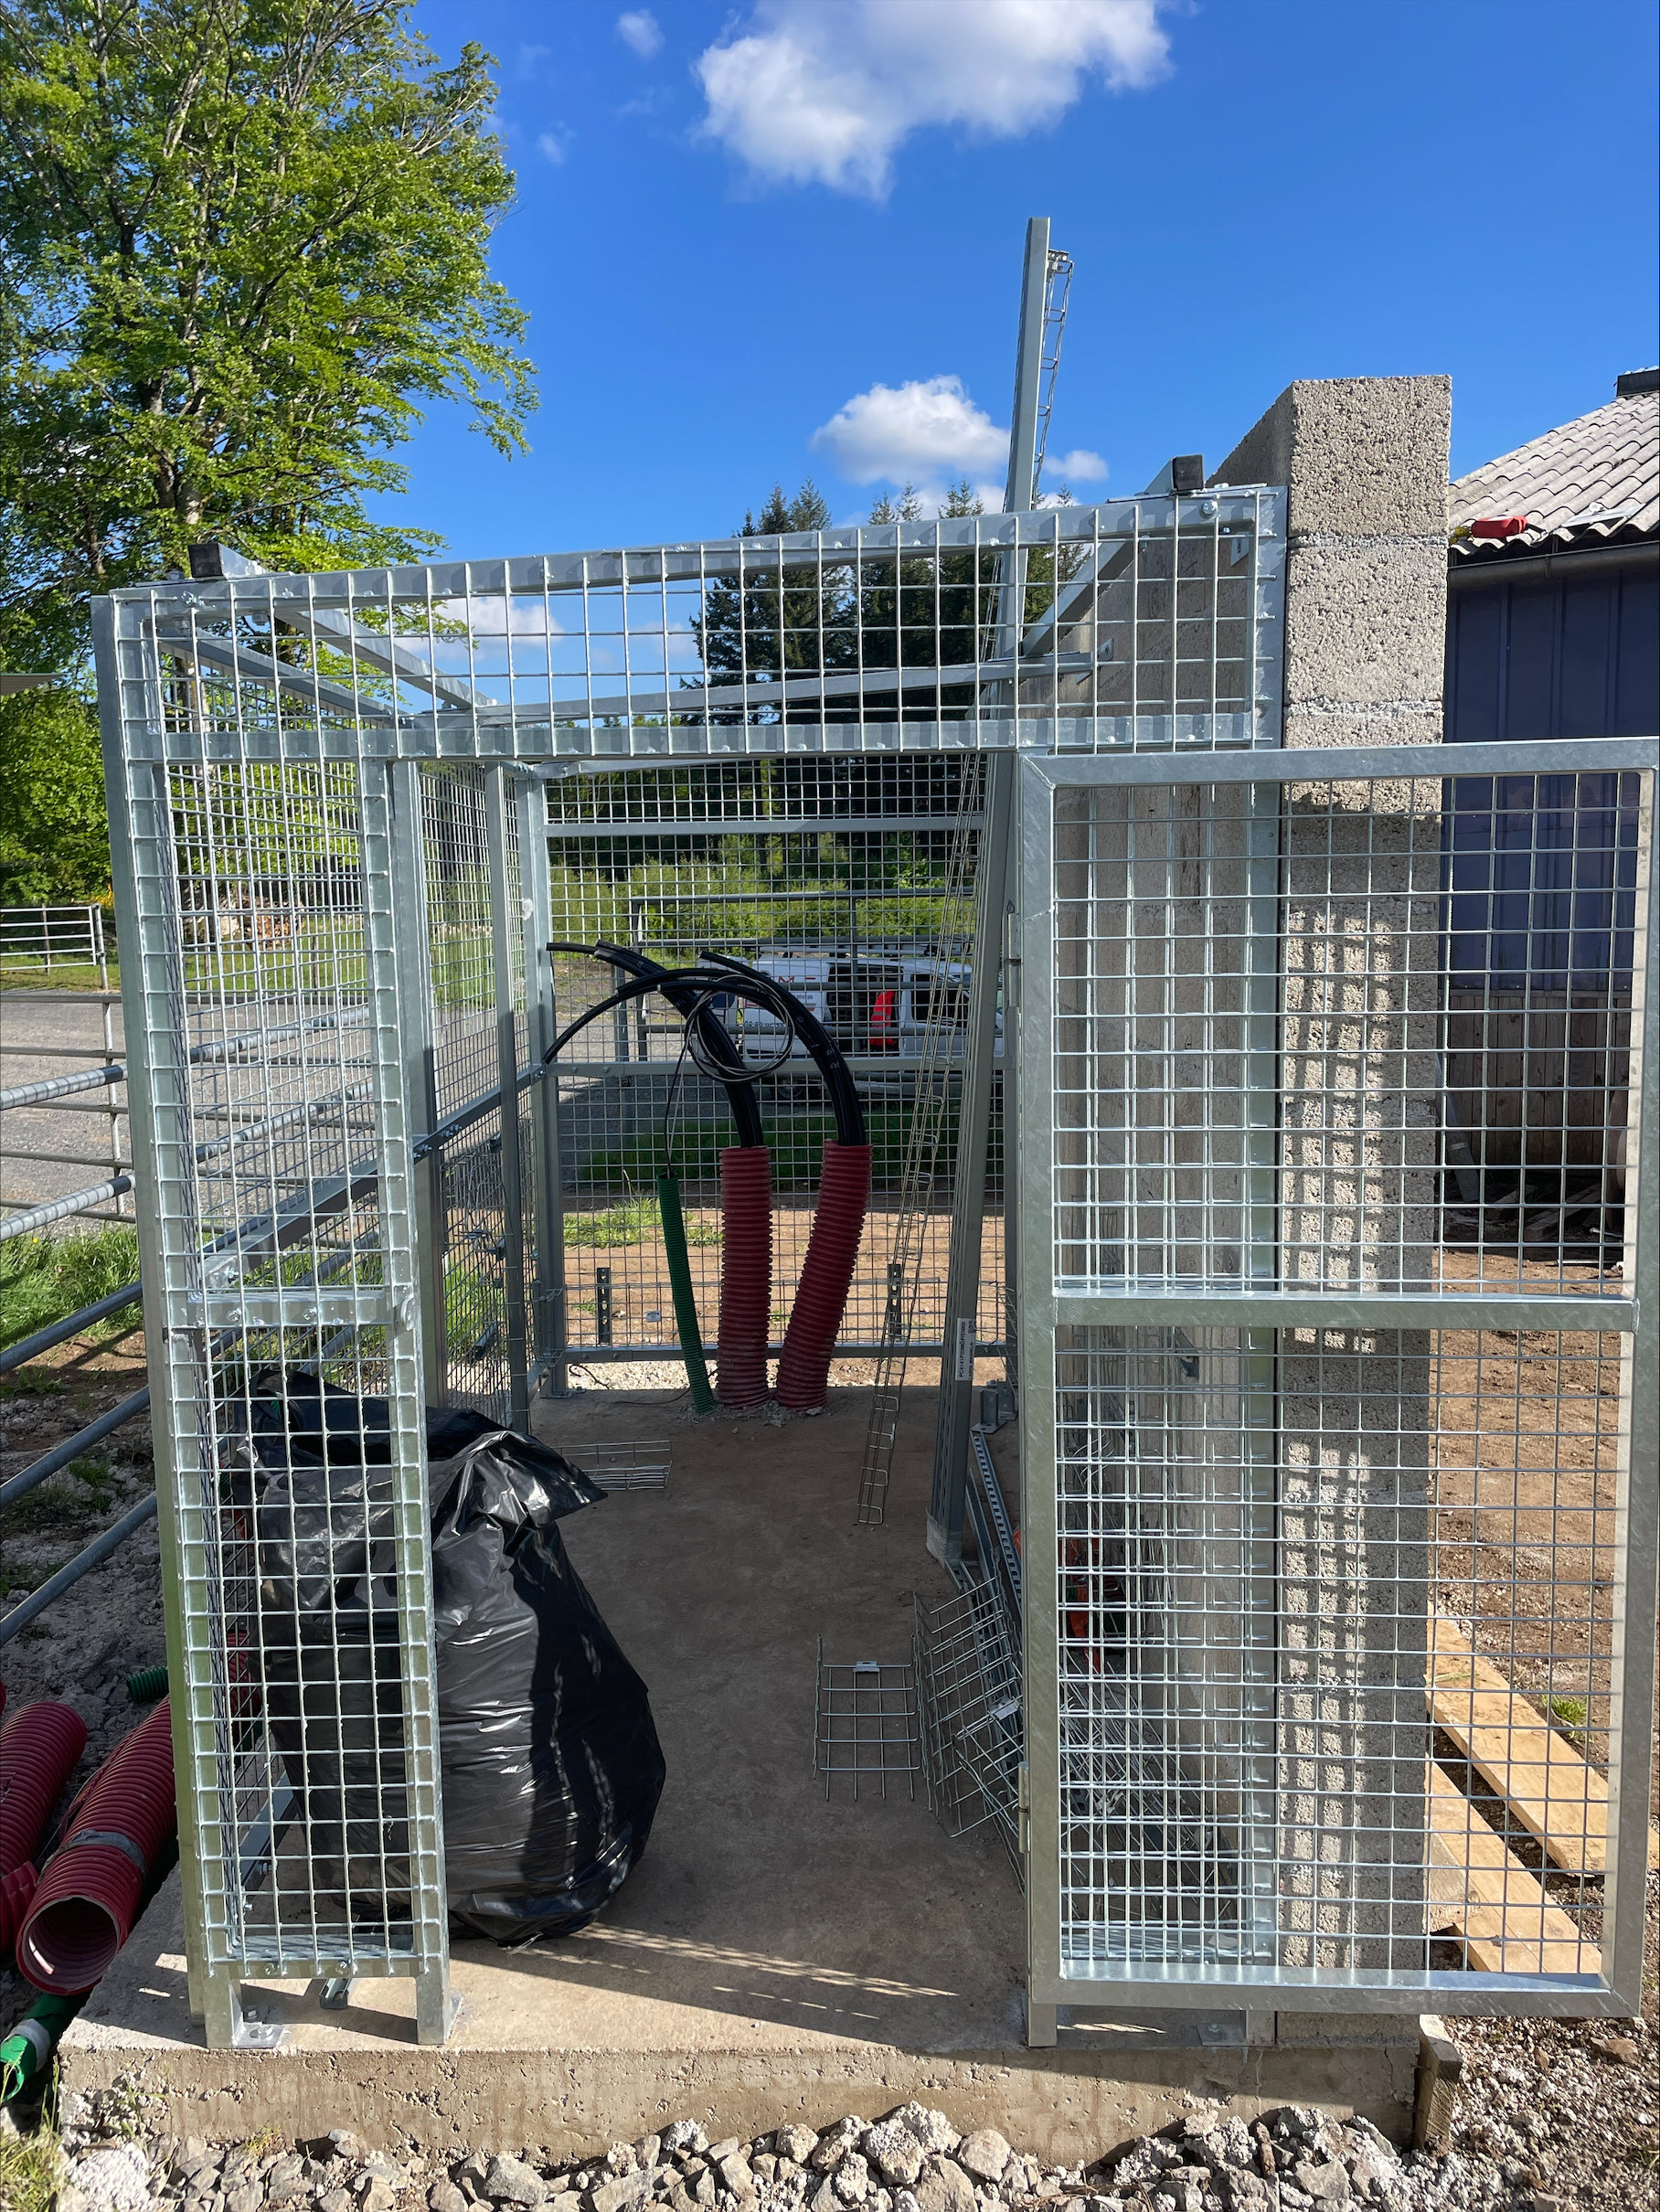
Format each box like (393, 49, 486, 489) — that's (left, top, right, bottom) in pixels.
(0, 1994, 84, 2102)
(656, 1171, 714, 1414)
(126, 1665, 167, 1705)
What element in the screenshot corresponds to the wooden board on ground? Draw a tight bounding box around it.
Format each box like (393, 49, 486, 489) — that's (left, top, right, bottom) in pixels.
(1428, 1615, 1659, 1876)
(1427, 1764, 1598, 1978)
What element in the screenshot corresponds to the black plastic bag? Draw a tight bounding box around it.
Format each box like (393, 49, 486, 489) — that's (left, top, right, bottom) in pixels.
(229, 1377, 665, 1943)
(431, 1433, 666, 1942)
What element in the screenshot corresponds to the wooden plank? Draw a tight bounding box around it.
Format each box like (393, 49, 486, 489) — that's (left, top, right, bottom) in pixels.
(1427, 1765, 1597, 1977)
(1427, 1616, 1659, 1875)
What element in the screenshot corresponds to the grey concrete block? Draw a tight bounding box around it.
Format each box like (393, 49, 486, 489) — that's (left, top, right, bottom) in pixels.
(1212, 378, 1452, 541)
(1281, 538, 1450, 712)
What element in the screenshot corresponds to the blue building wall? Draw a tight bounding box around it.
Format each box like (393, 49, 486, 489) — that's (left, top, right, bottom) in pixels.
(1445, 554, 1658, 741)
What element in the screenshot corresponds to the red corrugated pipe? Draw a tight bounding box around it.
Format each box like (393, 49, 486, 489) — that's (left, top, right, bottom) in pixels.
(1, 1701, 89, 1877)
(716, 1145, 772, 1407)
(16, 1697, 176, 1994)
(0, 1862, 37, 1951)
(775, 1142, 874, 1412)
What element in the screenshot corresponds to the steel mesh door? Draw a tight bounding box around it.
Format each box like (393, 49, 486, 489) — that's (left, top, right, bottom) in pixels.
(1017, 739, 1657, 2017)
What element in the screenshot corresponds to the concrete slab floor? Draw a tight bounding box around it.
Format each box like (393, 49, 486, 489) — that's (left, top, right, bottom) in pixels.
(61, 1376, 1421, 2156)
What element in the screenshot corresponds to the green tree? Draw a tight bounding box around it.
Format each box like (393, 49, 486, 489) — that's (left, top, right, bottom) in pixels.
(0, 684, 110, 902)
(690, 480, 855, 705)
(0, 0, 537, 672)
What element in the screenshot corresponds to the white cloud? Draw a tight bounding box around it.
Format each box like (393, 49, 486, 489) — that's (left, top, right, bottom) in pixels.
(1052, 447, 1108, 483)
(617, 10, 664, 58)
(537, 127, 572, 165)
(696, 0, 1169, 197)
(811, 376, 1008, 486)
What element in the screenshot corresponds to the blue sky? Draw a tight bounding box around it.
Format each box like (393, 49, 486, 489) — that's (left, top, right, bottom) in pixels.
(375, 0, 1660, 562)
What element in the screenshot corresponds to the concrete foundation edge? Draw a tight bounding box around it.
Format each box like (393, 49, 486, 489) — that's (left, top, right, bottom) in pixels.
(59, 2038, 1422, 2162)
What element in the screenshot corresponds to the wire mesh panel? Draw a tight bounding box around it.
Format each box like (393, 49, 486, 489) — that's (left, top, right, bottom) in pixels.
(108, 495, 1285, 766)
(97, 679, 453, 2046)
(1018, 739, 1655, 2016)
(543, 756, 1002, 1364)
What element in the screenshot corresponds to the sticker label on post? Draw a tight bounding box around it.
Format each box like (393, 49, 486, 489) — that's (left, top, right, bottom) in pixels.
(954, 1315, 975, 1382)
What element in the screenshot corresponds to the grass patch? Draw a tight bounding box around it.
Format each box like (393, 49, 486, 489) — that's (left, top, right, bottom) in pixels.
(0, 1223, 142, 1349)
(0, 2120, 64, 2212)
(0, 958, 118, 992)
(563, 1192, 720, 1248)
(0, 1456, 122, 1543)
(582, 1105, 1002, 1193)
(1544, 1694, 1589, 1734)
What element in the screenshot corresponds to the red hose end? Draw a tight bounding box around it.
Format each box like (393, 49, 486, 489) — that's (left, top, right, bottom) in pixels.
(776, 1142, 873, 1411)
(716, 1145, 772, 1408)
(17, 1855, 138, 1993)
(16, 1698, 176, 1994)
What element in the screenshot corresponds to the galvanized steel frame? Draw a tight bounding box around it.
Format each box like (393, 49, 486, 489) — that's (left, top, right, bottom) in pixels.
(1016, 736, 1658, 2022)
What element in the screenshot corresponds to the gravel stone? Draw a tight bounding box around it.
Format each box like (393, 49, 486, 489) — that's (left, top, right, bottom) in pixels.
(431, 2184, 469, 2212)
(776, 2131, 821, 2167)
(861, 2128, 925, 2189)
(834, 2154, 870, 2205)
(893, 2113, 962, 2160)
(593, 2174, 655, 2212)
(264, 2155, 308, 2201)
(485, 2155, 548, 2207)
(718, 2155, 756, 2198)
(318, 2193, 354, 2212)
(67, 2145, 152, 2212)
(356, 2179, 395, 2212)
(912, 2157, 975, 2212)
(957, 2136, 1011, 2185)
(1291, 2162, 1348, 2203)
(812, 2126, 868, 2174)
(664, 2128, 709, 2159)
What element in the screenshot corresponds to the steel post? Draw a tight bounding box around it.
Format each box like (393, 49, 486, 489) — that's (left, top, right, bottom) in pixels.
(929, 745, 1016, 1563)
(516, 773, 569, 1394)
(390, 760, 446, 1404)
(486, 766, 531, 1431)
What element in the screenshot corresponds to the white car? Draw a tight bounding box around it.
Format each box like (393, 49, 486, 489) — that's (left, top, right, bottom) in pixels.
(727, 946, 1003, 1072)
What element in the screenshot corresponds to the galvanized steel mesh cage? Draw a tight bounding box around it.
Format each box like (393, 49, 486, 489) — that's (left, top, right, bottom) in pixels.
(98, 490, 1655, 2040)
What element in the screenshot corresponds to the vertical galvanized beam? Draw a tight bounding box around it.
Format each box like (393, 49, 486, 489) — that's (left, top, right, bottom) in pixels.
(390, 761, 446, 1406)
(1014, 756, 1062, 2031)
(516, 773, 569, 1395)
(94, 594, 218, 2025)
(929, 747, 1016, 1563)
(1004, 216, 1051, 516)
(358, 756, 455, 2047)
(486, 766, 531, 1431)
(931, 214, 1049, 1560)
(1605, 766, 1657, 2015)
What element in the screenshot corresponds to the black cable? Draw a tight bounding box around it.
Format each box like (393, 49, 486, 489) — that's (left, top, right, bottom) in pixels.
(543, 946, 864, 1146)
(590, 942, 766, 1149)
(695, 950, 867, 1146)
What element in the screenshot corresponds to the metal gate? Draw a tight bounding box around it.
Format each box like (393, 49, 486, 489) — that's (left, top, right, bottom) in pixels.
(1016, 738, 1655, 2022)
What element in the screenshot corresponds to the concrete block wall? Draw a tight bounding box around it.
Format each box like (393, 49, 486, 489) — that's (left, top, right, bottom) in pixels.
(1217, 377, 1451, 1975)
